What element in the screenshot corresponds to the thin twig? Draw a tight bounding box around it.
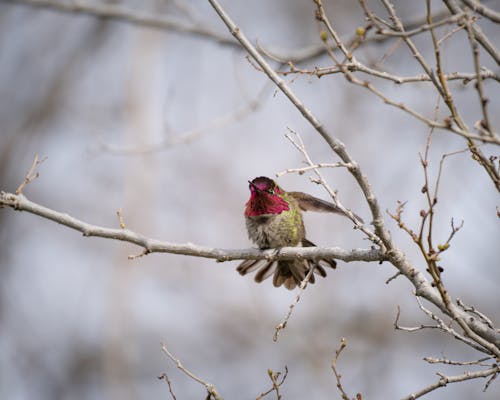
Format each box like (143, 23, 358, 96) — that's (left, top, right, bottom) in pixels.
(401, 365, 500, 400)
(116, 208, 126, 229)
(273, 262, 315, 342)
(423, 356, 494, 366)
(331, 338, 359, 400)
(394, 305, 441, 332)
(158, 373, 178, 400)
(283, 130, 377, 244)
(255, 367, 288, 400)
(161, 342, 223, 400)
(464, 11, 493, 138)
(276, 162, 352, 177)
(15, 155, 47, 194)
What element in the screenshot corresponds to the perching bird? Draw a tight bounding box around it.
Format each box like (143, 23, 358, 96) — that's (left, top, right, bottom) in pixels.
(237, 176, 361, 289)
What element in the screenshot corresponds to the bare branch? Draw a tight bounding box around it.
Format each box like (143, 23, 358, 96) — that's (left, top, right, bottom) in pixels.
(464, 11, 494, 138)
(7, 0, 238, 48)
(15, 154, 47, 195)
(278, 64, 500, 86)
(0, 191, 383, 264)
(413, 296, 495, 355)
(330, 338, 361, 400)
(255, 367, 288, 400)
(457, 298, 496, 330)
(423, 356, 495, 366)
(276, 162, 352, 177)
(402, 365, 500, 400)
(161, 342, 223, 400)
(273, 263, 316, 342)
(394, 305, 441, 332)
(461, 0, 500, 22)
(158, 373, 178, 400)
(442, 0, 500, 64)
(116, 208, 126, 229)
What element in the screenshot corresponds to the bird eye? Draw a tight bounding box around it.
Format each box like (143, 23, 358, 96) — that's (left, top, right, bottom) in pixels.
(267, 188, 274, 194)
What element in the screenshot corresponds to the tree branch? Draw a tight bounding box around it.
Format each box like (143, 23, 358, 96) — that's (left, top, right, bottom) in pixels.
(0, 191, 383, 263)
(5, 0, 238, 48)
(402, 365, 500, 400)
(443, 0, 500, 64)
(161, 342, 223, 400)
(461, 0, 500, 23)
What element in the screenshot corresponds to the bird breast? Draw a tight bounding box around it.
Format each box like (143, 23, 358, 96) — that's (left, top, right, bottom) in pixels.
(246, 210, 304, 249)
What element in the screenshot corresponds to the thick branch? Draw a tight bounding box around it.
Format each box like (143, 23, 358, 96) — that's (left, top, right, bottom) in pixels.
(0, 191, 382, 263)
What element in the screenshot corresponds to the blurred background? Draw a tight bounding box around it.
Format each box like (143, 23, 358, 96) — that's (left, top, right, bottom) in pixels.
(0, 0, 499, 399)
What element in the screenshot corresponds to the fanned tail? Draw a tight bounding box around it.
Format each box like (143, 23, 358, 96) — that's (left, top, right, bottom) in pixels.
(236, 238, 336, 290)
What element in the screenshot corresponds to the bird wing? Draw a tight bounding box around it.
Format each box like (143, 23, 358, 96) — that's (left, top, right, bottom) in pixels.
(288, 191, 364, 222)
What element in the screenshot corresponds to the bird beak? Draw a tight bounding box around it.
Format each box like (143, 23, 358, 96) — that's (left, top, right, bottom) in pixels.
(248, 180, 259, 192)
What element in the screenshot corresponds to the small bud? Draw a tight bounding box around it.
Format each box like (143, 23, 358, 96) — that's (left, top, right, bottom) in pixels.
(267, 369, 273, 377)
(437, 243, 450, 251)
(438, 266, 444, 272)
(319, 30, 328, 42)
(355, 26, 365, 36)
(421, 186, 427, 193)
(420, 209, 427, 217)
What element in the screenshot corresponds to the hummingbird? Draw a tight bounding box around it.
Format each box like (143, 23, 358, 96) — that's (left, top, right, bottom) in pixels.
(237, 176, 361, 290)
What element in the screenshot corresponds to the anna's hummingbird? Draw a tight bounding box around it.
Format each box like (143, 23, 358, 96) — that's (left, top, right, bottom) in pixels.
(237, 176, 360, 290)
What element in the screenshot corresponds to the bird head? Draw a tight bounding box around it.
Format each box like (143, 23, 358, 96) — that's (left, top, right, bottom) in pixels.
(244, 176, 290, 217)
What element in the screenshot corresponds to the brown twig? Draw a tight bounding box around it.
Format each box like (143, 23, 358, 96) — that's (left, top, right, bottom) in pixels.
(394, 305, 441, 333)
(255, 367, 288, 400)
(442, 0, 500, 64)
(15, 154, 47, 194)
(273, 262, 315, 342)
(330, 338, 361, 400)
(158, 373, 178, 400)
(161, 342, 223, 400)
(464, 11, 493, 138)
(116, 208, 126, 229)
(283, 130, 375, 243)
